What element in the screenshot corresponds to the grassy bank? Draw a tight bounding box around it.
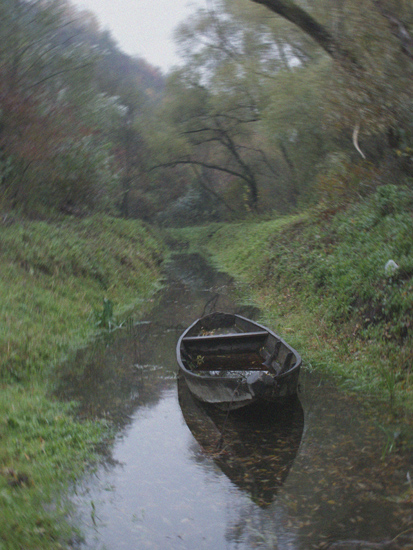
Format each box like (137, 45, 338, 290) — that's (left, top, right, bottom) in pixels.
(0, 215, 165, 549)
(170, 185, 413, 415)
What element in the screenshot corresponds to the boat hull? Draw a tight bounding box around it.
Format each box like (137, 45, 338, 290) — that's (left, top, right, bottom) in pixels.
(176, 312, 301, 409)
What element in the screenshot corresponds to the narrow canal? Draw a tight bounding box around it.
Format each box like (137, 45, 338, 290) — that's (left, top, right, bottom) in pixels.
(56, 253, 412, 550)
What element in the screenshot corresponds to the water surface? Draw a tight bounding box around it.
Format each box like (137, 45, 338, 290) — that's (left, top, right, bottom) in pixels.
(57, 254, 412, 550)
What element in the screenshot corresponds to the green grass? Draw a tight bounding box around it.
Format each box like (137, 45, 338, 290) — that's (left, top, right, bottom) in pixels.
(0, 387, 106, 550)
(0, 215, 165, 549)
(171, 185, 413, 414)
(0, 216, 164, 382)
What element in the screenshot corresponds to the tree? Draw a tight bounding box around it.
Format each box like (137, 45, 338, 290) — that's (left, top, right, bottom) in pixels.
(151, 66, 278, 212)
(90, 43, 164, 219)
(159, 0, 413, 222)
(250, 0, 356, 65)
(152, 2, 318, 215)
(250, 0, 413, 65)
(0, 0, 165, 216)
(0, 0, 119, 213)
(248, 0, 413, 179)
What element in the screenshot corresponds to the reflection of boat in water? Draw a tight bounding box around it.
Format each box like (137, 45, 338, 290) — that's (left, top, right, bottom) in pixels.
(176, 312, 302, 410)
(178, 375, 304, 508)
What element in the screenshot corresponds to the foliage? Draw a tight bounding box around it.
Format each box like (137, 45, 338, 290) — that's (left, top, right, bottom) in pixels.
(315, 153, 379, 210)
(0, 0, 165, 217)
(148, 0, 413, 221)
(93, 298, 123, 332)
(261, 60, 332, 205)
(157, 184, 226, 226)
(148, 0, 325, 218)
(1, 0, 411, 222)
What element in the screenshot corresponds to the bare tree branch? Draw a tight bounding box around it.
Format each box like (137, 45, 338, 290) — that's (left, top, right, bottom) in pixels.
(151, 158, 251, 183)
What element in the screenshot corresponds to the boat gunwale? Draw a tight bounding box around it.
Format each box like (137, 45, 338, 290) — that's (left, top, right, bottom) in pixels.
(181, 330, 269, 343)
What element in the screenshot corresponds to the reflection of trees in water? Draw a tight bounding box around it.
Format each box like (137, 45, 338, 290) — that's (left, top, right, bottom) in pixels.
(166, 253, 229, 292)
(180, 368, 413, 548)
(54, 330, 172, 429)
(161, 253, 260, 321)
(54, 251, 254, 468)
(179, 375, 304, 548)
(202, 293, 221, 316)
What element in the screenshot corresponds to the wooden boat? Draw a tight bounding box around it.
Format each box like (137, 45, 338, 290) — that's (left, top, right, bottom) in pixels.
(176, 312, 301, 409)
(178, 375, 304, 507)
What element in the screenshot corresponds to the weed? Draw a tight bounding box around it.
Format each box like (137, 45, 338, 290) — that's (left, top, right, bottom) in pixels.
(376, 423, 403, 457)
(380, 364, 398, 408)
(93, 298, 122, 332)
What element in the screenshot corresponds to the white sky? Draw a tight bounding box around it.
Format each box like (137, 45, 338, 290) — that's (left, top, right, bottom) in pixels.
(74, 0, 204, 73)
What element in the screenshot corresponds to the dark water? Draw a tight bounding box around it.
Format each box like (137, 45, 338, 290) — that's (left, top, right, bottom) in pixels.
(56, 254, 413, 550)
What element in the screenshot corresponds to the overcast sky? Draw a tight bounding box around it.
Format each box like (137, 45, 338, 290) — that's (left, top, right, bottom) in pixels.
(74, 0, 204, 73)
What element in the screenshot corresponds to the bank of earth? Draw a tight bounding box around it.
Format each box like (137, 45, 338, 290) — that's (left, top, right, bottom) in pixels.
(0, 215, 165, 550)
(169, 185, 413, 423)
